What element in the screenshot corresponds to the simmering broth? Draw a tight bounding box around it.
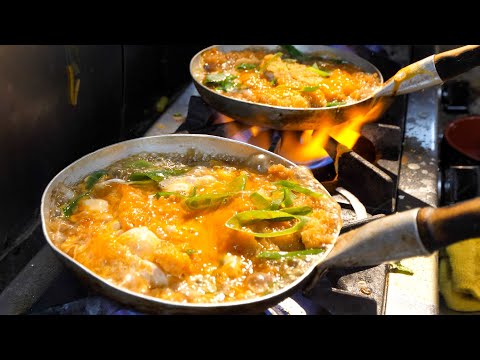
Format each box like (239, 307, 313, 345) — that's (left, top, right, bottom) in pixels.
(47, 151, 342, 304)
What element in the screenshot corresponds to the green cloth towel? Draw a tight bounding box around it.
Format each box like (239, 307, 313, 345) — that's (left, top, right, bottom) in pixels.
(439, 238, 480, 312)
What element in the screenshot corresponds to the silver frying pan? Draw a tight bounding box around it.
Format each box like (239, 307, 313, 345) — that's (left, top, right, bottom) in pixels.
(190, 45, 480, 131)
(40, 135, 480, 314)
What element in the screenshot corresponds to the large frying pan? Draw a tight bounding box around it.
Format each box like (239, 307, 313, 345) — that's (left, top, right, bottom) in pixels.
(41, 135, 480, 314)
(190, 45, 480, 131)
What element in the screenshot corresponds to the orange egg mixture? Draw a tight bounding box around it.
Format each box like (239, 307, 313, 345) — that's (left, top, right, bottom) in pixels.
(200, 46, 381, 108)
(48, 153, 342, 303)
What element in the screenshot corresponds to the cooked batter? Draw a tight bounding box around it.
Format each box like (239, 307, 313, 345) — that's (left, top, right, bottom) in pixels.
(199, 46, 381, 108)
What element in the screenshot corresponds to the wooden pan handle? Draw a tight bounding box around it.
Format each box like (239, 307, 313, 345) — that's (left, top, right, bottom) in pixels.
(434, 45, 480, 81)
(417, 197, 480, 252)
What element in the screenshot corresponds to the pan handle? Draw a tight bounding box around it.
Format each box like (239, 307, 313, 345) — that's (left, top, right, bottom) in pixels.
(320, 197, 480, 269)
(375, 45, 480, 98)
(434, 45, 480, 81)
(417, 196, 480, 252)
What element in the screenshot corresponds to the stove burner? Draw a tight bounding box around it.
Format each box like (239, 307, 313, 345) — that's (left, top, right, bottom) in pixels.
(178, 96, 403, 214)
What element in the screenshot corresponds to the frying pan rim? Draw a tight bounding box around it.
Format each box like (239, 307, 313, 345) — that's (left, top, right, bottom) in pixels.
(40, 134, 339, 312)
(189, 44, 384, 112)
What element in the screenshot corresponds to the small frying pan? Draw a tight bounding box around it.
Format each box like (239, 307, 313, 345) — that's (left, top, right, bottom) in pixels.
(190, 45, 480, 131)
(40, 135, 480, 314)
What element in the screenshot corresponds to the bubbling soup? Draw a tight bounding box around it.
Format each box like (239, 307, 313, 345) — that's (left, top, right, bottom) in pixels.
(47, 151, 342, 304)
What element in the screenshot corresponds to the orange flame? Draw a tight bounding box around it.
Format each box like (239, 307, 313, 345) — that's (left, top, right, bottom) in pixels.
(221, 117, 273, 150)
(249, 129, 273, 150)
(276, 130, 329, 164)
(215, 98, 389, 165)
(213, 112, 235, 125)
(276, 98, 389, 164)
(213, 113, 236, 125)
(329, 99, 388, 148)
(250, 126, 261, 137)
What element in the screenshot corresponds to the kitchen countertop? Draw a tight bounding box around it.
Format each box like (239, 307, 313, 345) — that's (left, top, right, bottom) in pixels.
(384, 84, 440, 315)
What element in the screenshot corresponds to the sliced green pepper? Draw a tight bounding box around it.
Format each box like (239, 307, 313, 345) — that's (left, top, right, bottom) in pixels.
(129, 168, 190, 182)
(184, 174, 248, 211)
(269, 189, 285, 210)
(282, 188, 295, 207)
(302, 85, 320, 92)
(279, 45, 305, 60)
(204, 73, 238, 92)
(184, 193, 231, 210)
(227, 174, 247, 192)
(326, 100, 347, 107)
(236, 63, 257, 71)
(308, 66, 331, 78)
(260, 52, 283, 71)
(85, 170, 107, 190)
(257, 248, 325, 260)
(62, 193, 89, 217)
(389, 261, 414, 276)
(63, 169, 111, 217)
(280, 206, 312, 215)
(250, 192, 271, 210)
(251, 188, 297, 211)
(225, 210, 308, 238)
(275, 180, 325, 198)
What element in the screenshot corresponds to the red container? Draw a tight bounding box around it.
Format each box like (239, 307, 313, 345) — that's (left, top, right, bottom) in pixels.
(444, 115, 480, 162)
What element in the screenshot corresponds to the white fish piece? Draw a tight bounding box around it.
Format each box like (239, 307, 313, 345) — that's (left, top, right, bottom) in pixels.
(118, 257, 168, 291)
(160, 174, 217, 194)
(81, 199, 109, 212)
(117, 227, 161, 260)
(139, 259, 168, 287)
(221, 253, 244, 278)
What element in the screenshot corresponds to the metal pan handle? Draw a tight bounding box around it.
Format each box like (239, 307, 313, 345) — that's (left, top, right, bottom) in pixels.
(434, 45, 480, 81)
(376, 45, 480, 98)
(417, 196, 480, 252)
(320, 196, 480, 269)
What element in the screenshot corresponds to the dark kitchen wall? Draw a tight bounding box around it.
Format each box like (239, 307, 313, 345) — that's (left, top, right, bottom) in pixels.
(0, 45, 124, 263)
(0, 44, 203, 288)
(122, 45, 208, 138)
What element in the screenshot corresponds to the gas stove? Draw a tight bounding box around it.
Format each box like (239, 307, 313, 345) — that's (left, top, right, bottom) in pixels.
(0, 45, 441, 315)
